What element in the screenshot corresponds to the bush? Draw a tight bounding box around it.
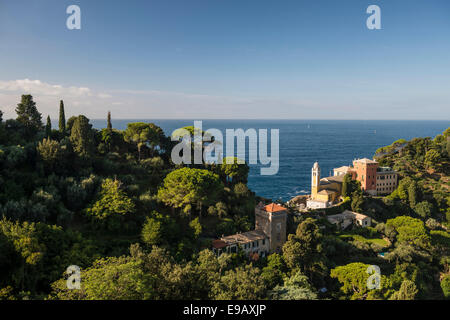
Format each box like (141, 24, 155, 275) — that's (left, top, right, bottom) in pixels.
(441, 275, 450, 299)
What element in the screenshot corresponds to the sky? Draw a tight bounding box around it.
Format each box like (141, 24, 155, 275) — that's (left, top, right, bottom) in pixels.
(0, 0, 450, 120)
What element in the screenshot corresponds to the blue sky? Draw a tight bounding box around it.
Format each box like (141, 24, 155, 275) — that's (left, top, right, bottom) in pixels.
(1, 0, 450, 119)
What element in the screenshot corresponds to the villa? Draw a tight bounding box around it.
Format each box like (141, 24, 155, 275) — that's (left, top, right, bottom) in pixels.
(326, 210, 371, 230)
(306, 159, 398, 209)
(212, 202, 287, 259)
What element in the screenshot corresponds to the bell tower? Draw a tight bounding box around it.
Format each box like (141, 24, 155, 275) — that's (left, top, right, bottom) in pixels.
(255, 202, 287, 253)
(311, 162, 320, 198)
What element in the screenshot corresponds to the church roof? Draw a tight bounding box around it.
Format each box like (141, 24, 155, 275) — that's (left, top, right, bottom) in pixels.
(320, 175, 345, 183)
(334, 166, 350, 172)
(318, 189, 337, 195)
(263, 203, 287, 213)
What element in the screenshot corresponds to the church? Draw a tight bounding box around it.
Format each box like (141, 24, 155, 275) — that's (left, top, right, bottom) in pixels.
(306, 162, 344, 209)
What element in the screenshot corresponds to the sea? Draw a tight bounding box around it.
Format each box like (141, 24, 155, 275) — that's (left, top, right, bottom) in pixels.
(91, 119, 450, 202)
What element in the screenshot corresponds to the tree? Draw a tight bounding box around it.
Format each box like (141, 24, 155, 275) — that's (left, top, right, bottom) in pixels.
(85, 179, 136, 230)
(141, 216, 162, 246)
(69, 115, 95, 157)
(341, 173, 361, 198)
(330, 262, 388, 300)
(15, 95, 42, 137)
(441, 274, 450, 299)
(0, 109, 3, 123)
(0, 218, 45, 291)
(211, 265, 265, 300)
(59, 100, 66, 133)
(261, 253, 286, 288)
(107, 111, 112, 131)
(390, 280, 418, 300)
(386, 216, 431, 249)
(408, 181, 419, 208)
(414, 201, 433, 219)
(269, 270, 318, 300)
(351, 192, 364, 212)
(157, 168, 223, 219)
(189, 217, 202, 239)
(45, 116, 51, 137)
(282, 218, 326, 284)
(219, 157, 249, 186)
(50, 254, 149, 300)
(50, 245, 211, 300)
(341, 174, 351, 197)
(37, 138, 63, 170)
(66, 116, 77, 132)
(124, 122, 163, 160)
(424, 149, 441, 170)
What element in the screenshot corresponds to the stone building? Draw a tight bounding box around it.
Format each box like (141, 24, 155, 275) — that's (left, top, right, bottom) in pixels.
(212, 202, 288, 258)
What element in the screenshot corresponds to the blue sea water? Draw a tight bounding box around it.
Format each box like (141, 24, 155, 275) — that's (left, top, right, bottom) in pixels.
(91, 119, 449, 202)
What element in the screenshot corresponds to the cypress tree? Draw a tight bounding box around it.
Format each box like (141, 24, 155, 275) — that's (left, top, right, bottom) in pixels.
(45, 115, 52, 137)
(59, 100, 66, 133)
(107, 111, 112, 131)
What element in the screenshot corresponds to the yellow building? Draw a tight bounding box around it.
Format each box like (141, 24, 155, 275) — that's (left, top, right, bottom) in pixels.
(307, 162, 344, 209)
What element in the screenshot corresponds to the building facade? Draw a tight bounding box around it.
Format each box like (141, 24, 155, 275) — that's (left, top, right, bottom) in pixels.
(331, 159, 398, 196)
(212, 202, 287, 258)
(376, 166, 398, 195)
(307, 162, 344, 209)
(211, 230, 269, 259)
(326, 210, 371, 230)
(352, 158, 379, 196)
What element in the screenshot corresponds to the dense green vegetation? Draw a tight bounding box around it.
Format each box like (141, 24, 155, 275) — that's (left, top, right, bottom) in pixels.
(0, 95, 449, 300)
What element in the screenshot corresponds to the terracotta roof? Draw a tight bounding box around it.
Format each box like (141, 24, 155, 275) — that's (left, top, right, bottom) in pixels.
(212, 239, 227, 249)
(263, 203, 287, 213)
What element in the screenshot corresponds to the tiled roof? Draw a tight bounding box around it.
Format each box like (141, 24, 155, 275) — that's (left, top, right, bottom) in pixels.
(263, 203, 287, 213)
(354, 158, 378, 164)
(333, 166, 350, 172)
(212, 239, 227, 249)
(220, 230, 267, 245)
(321, 175, 345, 183)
